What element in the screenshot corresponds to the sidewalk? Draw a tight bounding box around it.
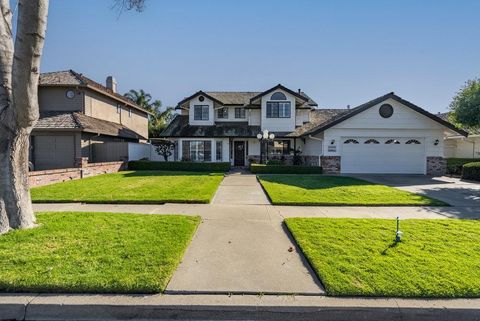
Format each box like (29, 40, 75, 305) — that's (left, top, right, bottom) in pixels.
(2, 293, 480, 321)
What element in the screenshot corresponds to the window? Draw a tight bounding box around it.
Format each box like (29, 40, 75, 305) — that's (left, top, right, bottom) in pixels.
(385, 139, 400, 144)
(406, 139, 421, 145)
(217, 107, 228, 119)
(266, 102, 291, 118)
(116, 105, 121, 114)
(128, 108, 132, 117)
(379, 104, 394, 118)
(344, 139, 359, 144)
(271, 92, 287, 100)
(194, 105, 209, 120)
(216, 141, 223, 161)
(183, 140, 212, 162)
(364, 139, 380, 144)
(262, 140, 291, 155)
(235, 107, 246, 119)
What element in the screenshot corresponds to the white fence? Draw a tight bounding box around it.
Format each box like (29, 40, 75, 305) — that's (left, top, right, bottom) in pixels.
(93, 142, 173, 162)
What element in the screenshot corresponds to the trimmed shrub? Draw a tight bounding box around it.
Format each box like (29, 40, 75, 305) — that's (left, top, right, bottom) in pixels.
(446, 158, 479, 175)
(250, 164, 323, 174)
(461, 162, 480, 181)
(128, 161, 231, 172)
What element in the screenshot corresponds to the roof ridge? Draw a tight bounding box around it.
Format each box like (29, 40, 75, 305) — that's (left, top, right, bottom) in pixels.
(71, 112, 85, 129)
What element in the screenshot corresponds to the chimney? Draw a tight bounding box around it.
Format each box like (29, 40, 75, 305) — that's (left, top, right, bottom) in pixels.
(347, 105, 350, 109)
(298, 88, 301, 93)
(106, 76, 117, 93)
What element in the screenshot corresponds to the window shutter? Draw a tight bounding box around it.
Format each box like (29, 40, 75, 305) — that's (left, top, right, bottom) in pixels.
(182, 141, 190, 160)
(204, 141, 212, 161)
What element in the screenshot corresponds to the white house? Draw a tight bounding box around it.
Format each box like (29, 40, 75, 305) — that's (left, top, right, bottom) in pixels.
(160, 85, 467, 175)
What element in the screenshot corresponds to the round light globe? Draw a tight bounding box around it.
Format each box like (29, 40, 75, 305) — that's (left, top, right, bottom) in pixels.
(256, 133, 263, 140)
(269, 133, 275, 140)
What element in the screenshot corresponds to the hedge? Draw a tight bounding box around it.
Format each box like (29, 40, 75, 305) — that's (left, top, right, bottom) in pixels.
(128, 161, 231, 172)
(461, 162, 480, 181)
(250, 164, 323, 174)
(446, 158, 479, 175)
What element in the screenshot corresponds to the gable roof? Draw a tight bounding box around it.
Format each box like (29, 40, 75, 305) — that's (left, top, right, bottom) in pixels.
(175, 85, 318, 109)
(39, 70, 153, 116)
(303, 92, 468, 137)
(35, 111, 146, 140)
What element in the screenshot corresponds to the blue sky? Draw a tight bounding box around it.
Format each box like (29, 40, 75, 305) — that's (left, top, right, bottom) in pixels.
(40, 0, 479, 112)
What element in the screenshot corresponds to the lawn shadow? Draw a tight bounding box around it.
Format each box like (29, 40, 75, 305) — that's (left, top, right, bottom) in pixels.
(121, 170, 224, 178)
(381, 241, 399, 256)
(258, 175, 375, 190)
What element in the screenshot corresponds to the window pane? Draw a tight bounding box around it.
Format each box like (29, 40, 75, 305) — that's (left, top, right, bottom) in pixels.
(194, 105, 209, 120)
(204, 141, 212, 162)
(235, 108, 246, 119)
(216, 141, 223, 161)
(271, 92, 287, 100)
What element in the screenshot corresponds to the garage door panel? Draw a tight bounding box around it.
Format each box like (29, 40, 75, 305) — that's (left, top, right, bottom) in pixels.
(341, 137, 425, 174)
(34, 135, 75, 170)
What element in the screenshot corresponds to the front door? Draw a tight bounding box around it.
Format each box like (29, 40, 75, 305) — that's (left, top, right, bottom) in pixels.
(234, 141, 245, 166)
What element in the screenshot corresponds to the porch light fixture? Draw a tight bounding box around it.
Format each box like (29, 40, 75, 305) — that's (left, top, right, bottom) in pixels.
(257, 130, 275, 164)
(434, 139, 440, 146)
(330, 139, 336, 145)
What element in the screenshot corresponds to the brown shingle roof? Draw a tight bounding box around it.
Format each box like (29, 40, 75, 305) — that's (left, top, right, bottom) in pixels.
(39, 70, 152, 115)
(205, 92, 261, 105)
(286, 109, 350, 137)
(35, 111, 146, 140)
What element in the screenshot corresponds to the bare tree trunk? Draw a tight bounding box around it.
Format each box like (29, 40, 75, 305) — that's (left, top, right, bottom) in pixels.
(0, 0, 49, 234)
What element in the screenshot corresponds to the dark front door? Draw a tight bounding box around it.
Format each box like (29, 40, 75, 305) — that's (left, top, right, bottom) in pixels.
(234, 141, 245, 166)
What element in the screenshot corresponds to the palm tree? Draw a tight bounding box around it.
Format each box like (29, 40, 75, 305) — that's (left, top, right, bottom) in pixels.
(124, 89, 174, 137)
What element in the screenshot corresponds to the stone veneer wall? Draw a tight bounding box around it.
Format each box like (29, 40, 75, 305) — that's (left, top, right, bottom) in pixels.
(29, 157, 126, 187)
(426, 156, 447, 176)
(247, 155, 320, 166)
(320, 156, 341, 174)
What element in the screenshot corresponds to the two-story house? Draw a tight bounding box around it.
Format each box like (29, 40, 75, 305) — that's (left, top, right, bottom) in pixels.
(31, 70, 151, 170)
(161, 84, 467, 175)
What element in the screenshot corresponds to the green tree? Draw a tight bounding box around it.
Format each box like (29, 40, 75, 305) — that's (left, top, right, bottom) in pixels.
(449, 79, 480, 131)
(124, 89, 174, 137)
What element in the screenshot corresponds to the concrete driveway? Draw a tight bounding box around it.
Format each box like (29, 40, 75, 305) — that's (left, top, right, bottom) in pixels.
(353, 175, 480, 207)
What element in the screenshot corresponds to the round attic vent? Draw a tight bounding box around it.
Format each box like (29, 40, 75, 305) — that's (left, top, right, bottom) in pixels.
(379, 104, 393, 118)
(199, 95, 205, 102)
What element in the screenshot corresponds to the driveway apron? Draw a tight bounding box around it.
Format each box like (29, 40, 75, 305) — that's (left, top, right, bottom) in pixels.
(165, 172, 324, 295)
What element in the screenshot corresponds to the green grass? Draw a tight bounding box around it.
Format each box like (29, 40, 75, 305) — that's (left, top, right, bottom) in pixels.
(286, 218, 480, 298)
(31, 171, 224, 204)
(258, 175, 446, 206)
(0, 212, 200, 293)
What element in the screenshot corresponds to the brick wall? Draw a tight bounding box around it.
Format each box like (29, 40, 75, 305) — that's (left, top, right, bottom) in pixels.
(29, 158, 126, 187)
(426, 156, 446, 176)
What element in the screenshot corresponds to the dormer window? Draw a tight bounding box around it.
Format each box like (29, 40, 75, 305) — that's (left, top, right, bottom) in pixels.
(194, 105, 209, 120)
(235, 107, 246, 119)
(267, 91, 291, 118)
(217, 107, 228, 119)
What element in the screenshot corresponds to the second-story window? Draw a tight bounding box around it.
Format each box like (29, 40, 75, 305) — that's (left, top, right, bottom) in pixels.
(217, 107, 228, 119)
(266, 102, 291, 118)
(194, 105, 209, 121)
(235, 107, 246, 119)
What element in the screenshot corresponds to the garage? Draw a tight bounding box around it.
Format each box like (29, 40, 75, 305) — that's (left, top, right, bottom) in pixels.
(341, 137, 426, 174)
(33, 135, 75, 170)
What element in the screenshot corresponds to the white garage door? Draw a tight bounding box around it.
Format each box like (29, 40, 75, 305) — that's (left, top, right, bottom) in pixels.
(341, 137, 426, 174)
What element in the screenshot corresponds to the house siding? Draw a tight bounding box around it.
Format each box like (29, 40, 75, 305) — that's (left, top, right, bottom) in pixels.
(261, 89, 297, 132)
(38, 87, 84, 112)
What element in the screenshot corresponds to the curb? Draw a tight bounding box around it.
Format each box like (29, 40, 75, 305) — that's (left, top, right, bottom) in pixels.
(2, 293, 480, 321)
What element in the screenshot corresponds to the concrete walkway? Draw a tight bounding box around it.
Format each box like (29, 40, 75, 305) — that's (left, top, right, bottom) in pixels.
(212, 171, 270, 205)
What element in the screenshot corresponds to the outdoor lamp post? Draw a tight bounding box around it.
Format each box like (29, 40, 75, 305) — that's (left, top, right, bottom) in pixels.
(257, 130, 275, 164)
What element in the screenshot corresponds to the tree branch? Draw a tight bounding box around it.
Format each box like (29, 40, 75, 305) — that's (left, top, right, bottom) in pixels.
(12, 0, 49, 129)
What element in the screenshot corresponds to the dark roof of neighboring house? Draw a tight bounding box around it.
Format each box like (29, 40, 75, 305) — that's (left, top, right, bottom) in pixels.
(303, 92, 468, 137)
(39, 70, 153, 116)
(35, 111, 146, 140)
(160, 115, 261, 138)
(176, 85, 318, 109)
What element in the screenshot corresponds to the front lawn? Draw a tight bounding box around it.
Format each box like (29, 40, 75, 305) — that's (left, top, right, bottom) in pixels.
(286, 218, 480, 297)
(31, 171, 223, 204)
(0, 212, 199, 293)
(258, 175, 446, 206)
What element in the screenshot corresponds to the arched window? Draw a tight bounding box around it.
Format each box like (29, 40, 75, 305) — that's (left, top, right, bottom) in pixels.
(344, 139, 359, 144)
(385, 139, 400, 144)
(364, 139, 380, 144)
(406, 139, 421, 145)
(270, 92, 287, 100)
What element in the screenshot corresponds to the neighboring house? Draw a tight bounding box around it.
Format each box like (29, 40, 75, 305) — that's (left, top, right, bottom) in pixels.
(160, 84, 467, 174)
(439, 113, 480, 159)
(31, 70, 151, 170)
